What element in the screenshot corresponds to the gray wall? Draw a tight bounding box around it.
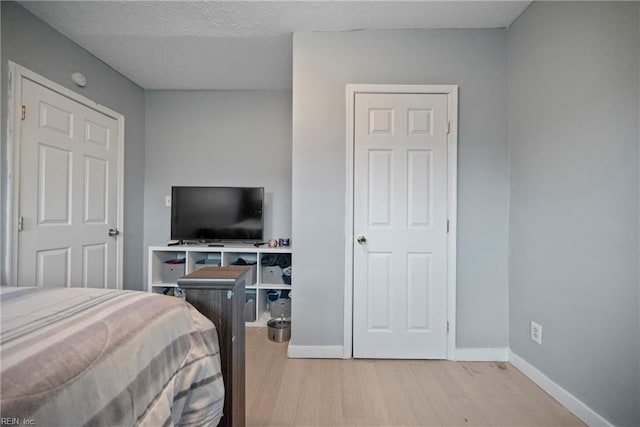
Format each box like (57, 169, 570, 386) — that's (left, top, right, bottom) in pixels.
(508, 2, 640, 425)
(144, 90, 292, 282)
(0, 2, 146, 290)
(292, 29, 509, 348)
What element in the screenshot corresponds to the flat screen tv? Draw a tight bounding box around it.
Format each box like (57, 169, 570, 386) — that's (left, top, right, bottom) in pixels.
(171, 186, 264, 242)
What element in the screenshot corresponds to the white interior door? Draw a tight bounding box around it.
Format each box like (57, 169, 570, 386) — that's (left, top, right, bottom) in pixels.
(17, 77, 121, 288)
(353, 92, 449, 358)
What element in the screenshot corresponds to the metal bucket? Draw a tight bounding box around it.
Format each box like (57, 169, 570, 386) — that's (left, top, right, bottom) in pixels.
(267, 317, 291, 343)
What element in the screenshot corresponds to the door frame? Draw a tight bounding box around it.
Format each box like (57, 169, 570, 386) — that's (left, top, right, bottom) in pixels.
(344, 84, 458, 359)
(4, 62, 125, 288)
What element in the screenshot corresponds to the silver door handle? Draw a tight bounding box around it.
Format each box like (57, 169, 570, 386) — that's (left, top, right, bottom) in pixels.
(108, 228, 120, 237)
(356, 235, 367, 245)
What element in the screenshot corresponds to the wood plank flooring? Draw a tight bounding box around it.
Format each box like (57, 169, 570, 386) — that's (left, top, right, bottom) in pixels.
(245, 328, 584, 426)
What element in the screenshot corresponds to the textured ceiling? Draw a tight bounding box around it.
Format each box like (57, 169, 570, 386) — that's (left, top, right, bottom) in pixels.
(19, 1, 531, 90)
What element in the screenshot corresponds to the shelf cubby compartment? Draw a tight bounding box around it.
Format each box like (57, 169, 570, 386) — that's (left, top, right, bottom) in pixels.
(256, 289, 270, 322)
(151, 250, 186, 285)
(151, 286, 170, 295)
(189, 251, 222, 272)
(244, 289, 257, 323)
(259, 252, 292, 286)
(151, 286, 186, 299)
(224, 252, 258, 286)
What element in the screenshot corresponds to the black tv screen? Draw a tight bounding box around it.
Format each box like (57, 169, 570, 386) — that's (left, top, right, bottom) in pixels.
(171, 186, 264, 242)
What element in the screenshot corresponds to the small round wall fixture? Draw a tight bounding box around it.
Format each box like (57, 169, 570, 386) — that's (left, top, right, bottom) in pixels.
(71, 72, 87, 88)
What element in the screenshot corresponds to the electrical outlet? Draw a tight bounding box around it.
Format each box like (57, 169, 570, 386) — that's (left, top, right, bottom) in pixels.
(530, 321, 542, 345)
(165, 195, 171, 208)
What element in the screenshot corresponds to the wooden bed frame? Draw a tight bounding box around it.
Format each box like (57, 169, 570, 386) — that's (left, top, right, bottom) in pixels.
(178, 267, 248, 427)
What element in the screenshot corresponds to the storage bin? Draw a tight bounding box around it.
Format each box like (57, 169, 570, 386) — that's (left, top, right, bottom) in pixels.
(161, 262, 185, 283)
(270, 298, 291, 318)
(230, 264, 257, 285)
(262, 266, 284, 284)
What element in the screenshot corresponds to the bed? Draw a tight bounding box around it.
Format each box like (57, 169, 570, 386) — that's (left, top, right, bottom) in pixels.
(0, 287, 225, 426)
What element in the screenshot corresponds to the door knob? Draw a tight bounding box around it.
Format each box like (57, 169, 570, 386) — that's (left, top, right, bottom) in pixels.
(356, 235, 367, 245)
(108, 228, 120, 237)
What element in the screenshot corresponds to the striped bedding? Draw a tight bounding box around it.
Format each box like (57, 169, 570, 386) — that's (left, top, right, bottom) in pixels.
(0, 287, 224, 427)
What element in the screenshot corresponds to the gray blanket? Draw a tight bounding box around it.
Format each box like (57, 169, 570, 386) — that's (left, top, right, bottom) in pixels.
(0, 287, 224, 426)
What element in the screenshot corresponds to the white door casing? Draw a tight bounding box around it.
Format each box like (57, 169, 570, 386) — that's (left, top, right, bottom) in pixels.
(7, 63, 124, 288)
(345, 85, 458, 360)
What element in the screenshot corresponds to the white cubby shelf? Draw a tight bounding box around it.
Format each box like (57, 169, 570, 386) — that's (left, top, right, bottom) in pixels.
(148, 244, 292, 326)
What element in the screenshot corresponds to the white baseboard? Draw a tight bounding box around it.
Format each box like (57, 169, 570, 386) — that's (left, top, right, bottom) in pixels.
(454, 347, 509, 362)
(287, 344, 344, 359)
(508, 350, 612, 427)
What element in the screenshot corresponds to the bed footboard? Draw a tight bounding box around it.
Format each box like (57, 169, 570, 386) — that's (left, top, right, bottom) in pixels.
(178, 267, 248, 427)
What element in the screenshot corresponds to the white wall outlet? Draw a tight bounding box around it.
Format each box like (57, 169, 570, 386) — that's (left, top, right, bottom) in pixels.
(165, 195, 171, 208)
(530, 321, 542, 345)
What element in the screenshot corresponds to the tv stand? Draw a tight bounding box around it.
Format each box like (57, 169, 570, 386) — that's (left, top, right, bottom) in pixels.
(148, 244, 293, 326)
(168, 240, 207, 246)
(170, 240, 215, 246)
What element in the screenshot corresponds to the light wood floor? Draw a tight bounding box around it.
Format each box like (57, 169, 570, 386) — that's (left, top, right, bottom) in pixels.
(246, 328, 584, 426)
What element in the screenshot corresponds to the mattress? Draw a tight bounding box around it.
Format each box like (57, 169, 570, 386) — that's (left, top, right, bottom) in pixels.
(0, 287, 224, 426)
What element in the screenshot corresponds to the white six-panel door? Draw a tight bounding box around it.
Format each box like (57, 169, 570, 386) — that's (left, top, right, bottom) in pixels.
(353, 93, 449, 358)
(17, 77, 120, 288)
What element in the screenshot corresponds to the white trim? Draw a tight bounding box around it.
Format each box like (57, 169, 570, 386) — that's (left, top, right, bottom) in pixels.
(509, 350, 613, 427)
(446, 86, 458, 361)
(343, 86, 355, 359)
(3, 65, 21, 286)
(287, 344, 344, 359)
(455, 348, 508, 362)
(344, 84, 458, 360)
(6, 62, 125, 289)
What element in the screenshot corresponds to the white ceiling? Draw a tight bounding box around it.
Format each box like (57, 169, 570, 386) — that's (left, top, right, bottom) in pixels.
(19, 1, 531, 90)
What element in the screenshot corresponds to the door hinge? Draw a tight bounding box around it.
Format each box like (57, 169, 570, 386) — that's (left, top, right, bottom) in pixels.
(446, 120, 450, 134)
(21, 105, 26, 121)
(447, 321, 450, 333)
(17, 216, 24, 232)
(446, 219, 450, 233)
